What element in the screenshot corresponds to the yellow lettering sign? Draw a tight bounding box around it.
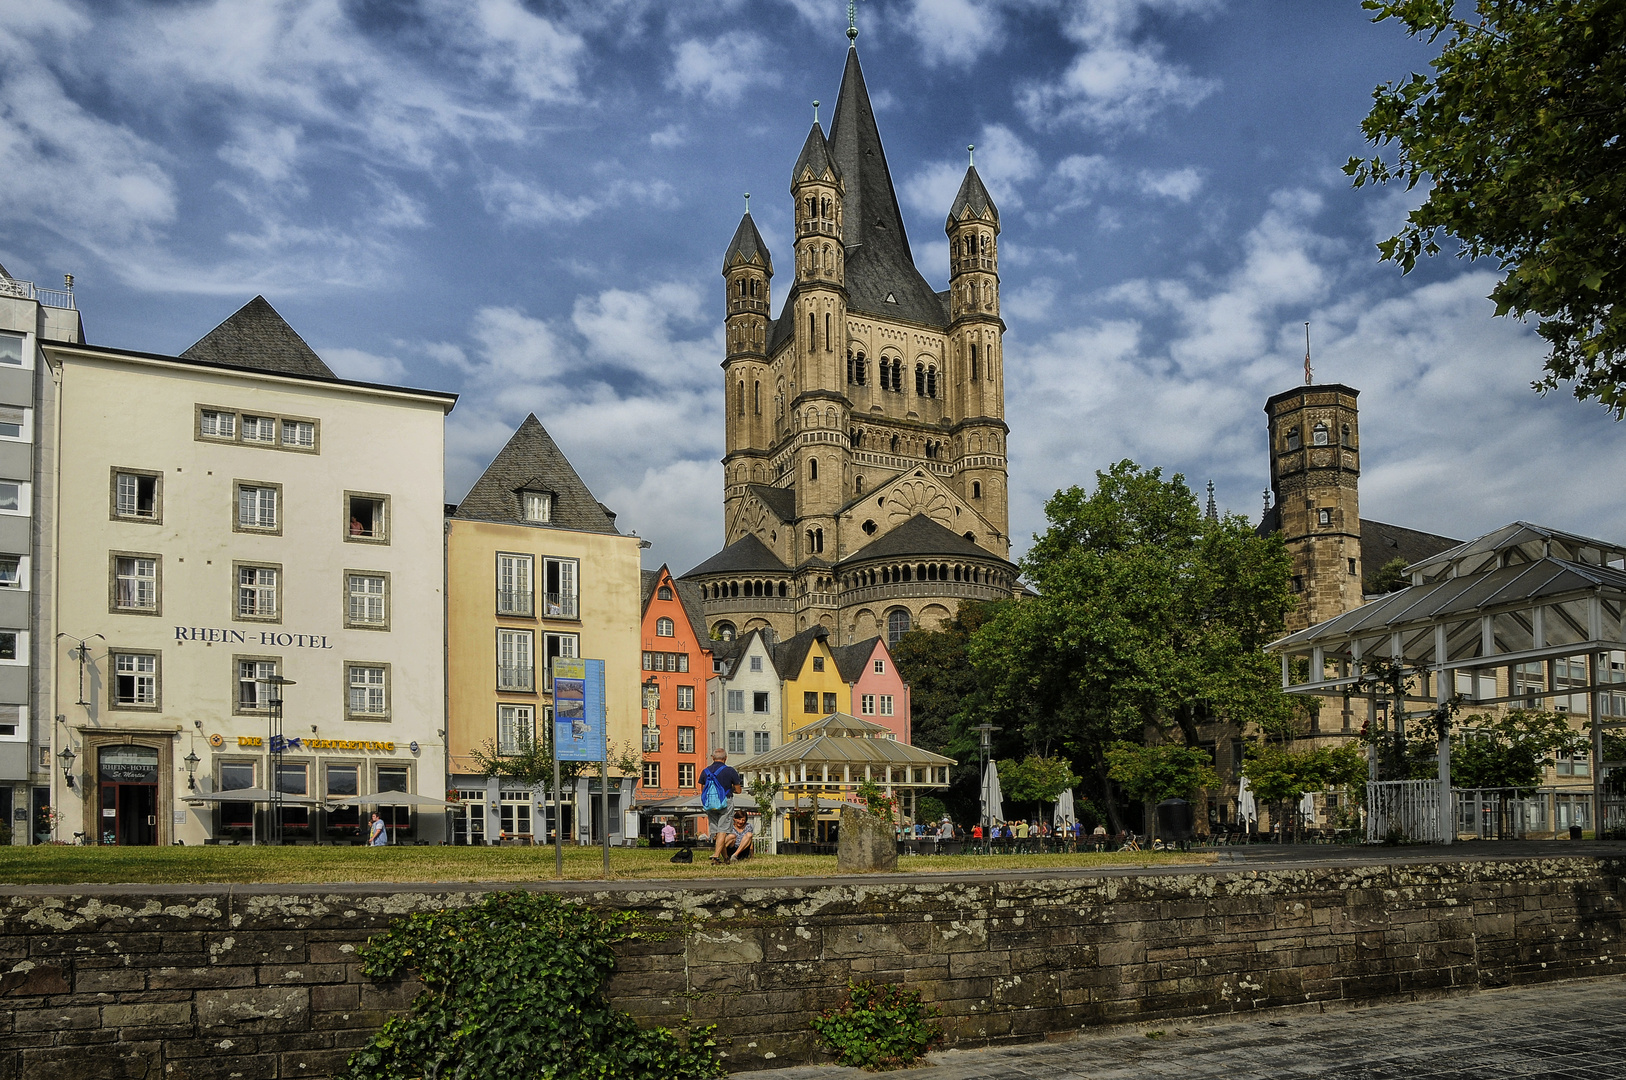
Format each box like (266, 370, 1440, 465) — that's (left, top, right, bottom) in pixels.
(237, 736, 263, 747)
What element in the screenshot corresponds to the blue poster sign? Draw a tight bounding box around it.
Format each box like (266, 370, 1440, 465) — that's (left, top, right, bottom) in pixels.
(552, 657, 606, 762)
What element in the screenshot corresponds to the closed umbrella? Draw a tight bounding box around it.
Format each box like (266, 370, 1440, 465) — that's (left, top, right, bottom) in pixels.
(1053, 788, 1076, 831)
(1237, 775, 1257, 830)
(980, 760, 1004, 832)
(1299, 791, 1317, 825)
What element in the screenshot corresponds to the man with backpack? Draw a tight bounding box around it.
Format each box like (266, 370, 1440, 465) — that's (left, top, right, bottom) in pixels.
(701, 748, 743, 865)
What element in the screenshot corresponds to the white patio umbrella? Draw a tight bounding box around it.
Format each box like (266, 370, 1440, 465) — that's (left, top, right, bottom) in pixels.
(1299, 791, 1317, 825)
(184, 787, 320, 846)
(1236, 774, 1257, 828)
(1053, 788, 1076, 831)
(980, 760, 1005, 831)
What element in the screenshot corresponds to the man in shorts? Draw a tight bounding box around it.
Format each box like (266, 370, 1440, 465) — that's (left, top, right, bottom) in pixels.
(701, 748, 743, 865)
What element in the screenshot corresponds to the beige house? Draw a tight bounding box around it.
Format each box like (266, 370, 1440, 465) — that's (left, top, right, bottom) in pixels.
(445, 415, 643, 845)
(46, 297, 456, 845)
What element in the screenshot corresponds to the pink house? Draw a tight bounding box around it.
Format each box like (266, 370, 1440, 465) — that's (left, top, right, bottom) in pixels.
(833, 637, 912, 744)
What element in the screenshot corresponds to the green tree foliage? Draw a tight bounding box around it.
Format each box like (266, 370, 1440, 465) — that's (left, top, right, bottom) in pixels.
(891, 600, 999, 755)
(1367, 556, 1412, 594)
(968, 461, 1296, 830)
(469, 725, 641, 794)
(1444, 710, 1585, 793)
(1346, 0, 1626, 414)
(1243, 742, 1370, 806)
(996, 754, 1083, 816)
(811, 981, 944, 1070)
(1105, 743, 1221, 804)
(745, 773, 782, 851)
(340, 891, 721, 1080)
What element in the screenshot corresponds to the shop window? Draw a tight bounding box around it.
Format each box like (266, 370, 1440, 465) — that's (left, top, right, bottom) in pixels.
(325, 764, 360, 839)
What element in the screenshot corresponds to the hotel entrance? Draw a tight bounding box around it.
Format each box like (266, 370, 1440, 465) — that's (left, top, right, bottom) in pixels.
(99, 745, 160, 845)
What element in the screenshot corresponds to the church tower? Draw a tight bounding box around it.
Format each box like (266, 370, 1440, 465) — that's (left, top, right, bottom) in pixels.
(1265, 383, 1363, 632)
(685, 32, 1019, 647)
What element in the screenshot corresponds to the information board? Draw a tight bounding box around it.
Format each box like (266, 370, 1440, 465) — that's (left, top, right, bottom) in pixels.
(552, 657, 606, 762)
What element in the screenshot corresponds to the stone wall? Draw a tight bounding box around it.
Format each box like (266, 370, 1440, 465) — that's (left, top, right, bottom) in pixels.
(1, 857, 1622, 1077)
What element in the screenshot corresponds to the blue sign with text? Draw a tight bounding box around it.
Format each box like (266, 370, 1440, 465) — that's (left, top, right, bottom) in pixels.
(552, 657, 606, 762)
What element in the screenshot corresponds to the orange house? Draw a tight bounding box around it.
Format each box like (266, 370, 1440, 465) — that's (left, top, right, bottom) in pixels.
(636, 566, 714, 837)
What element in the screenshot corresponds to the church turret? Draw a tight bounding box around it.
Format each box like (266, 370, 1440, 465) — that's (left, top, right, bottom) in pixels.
(947, 160, 1009, 549)
(722, 209, 773, 537)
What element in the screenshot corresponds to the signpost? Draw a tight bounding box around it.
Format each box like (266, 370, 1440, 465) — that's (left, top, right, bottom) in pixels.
(553, 658, 608, 877)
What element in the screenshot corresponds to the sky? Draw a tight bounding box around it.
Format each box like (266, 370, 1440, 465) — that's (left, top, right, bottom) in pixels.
(3, 0, 1623, 577)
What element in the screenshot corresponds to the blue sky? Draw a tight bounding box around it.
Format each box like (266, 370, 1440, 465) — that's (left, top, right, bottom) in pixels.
(3, 0, 1622, 576)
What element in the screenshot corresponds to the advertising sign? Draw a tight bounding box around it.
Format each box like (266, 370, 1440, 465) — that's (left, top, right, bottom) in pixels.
(552, 657, 606, 762)
(98, 745, 159, 784)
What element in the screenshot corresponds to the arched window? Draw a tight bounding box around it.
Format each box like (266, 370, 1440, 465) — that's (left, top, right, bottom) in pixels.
(656, 617, 674, 637)
(915, 363, 926, 396)
(657, 585, 673, 601)
(715, 621, 736, 641)
(1341, 424, 1352, 447)
(856, 352, 866, 384)
(970, 345, 978, 381)
(754, 380, 761, 415)
(809, 311, 816, 345)
(847, 353, 855, 384)
(891, 361, 902, 392)
(736, 381, 745, 416)
(1286, 428, 1301, 451)
(887, 609, 911, 645)
(825, 313, 832, 351)
(751, 278, 760, 297)
(815, 528, 824, 553)
(855, 475, 864, 494)
(972, 481, 981, 499)
(809, 458, 818, 481)
(890, 434, 899, 454)
(1312, 422, 1329, 446)
(926, 367, 937, 398)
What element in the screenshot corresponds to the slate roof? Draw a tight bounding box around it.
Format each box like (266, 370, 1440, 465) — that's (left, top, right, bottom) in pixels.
(792, 122, 839, 185)
(772, 625, 829, 680)
(452, 414, 619, 533)
(839, 514, 1009, 567)
(746, 483, 797, 523)
(1362, 519, 1462, 581)
(829, 637, 882, 684)
(181, 296, 337, 379)
(739, 715, 955, 770)
(682, 534, 789, 577)
(723, 212, 773, 274)
(640, 567, 711, 644)
(948, 165, 999, 225)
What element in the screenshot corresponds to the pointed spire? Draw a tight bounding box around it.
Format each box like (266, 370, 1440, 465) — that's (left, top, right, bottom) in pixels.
(722, 212, 773, 275)
(1206, 481, 1218, 522)
(947, 164, 999, 227)
(792, 118, 838, 185)
(829, 46, 909, 254)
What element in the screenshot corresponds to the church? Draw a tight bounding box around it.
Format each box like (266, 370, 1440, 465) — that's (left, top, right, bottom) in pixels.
(682, 34, 1018, 645)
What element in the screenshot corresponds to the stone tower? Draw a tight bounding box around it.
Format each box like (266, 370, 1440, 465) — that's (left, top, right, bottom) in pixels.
(1265, 384, 1363, 632)
(685, 39, 1018, 646)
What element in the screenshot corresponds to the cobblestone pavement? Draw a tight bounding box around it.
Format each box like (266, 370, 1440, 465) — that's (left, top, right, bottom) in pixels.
(733, 977, 1626, 1080)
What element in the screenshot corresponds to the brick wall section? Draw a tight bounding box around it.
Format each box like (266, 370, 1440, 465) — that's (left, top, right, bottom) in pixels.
(1, 857, 1622, 1078)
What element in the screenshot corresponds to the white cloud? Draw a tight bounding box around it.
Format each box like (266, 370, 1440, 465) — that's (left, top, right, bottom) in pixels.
(480, 172, 676, 226)
(322, 347, 409, 384)
(668, 31, 778, 105)
(904, 124, 1039, 218)
(1018, 0, 1219, 132)
(1138, 166, 1202, 202)
(904, 0, 1005, 66)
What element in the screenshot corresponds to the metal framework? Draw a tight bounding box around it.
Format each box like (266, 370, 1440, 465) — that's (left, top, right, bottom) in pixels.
(1268, 522, 1626, 843)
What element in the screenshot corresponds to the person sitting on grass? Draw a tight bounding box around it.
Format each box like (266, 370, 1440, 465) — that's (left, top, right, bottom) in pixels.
(720, 810, 754, 862)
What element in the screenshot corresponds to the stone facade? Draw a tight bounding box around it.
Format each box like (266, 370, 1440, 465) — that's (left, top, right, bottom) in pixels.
(1, 856, 1622, 1076)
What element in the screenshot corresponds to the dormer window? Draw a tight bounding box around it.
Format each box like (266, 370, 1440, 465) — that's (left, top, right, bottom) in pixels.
(658, 585, 673, 601)
(1312, 423, 1329, 446)
(522, 491, 551, 523)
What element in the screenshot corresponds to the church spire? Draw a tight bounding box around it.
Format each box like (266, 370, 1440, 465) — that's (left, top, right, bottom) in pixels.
(828, 45, 910, 257)
(722, 211, 772, 275)
(792, 117, 838, 185)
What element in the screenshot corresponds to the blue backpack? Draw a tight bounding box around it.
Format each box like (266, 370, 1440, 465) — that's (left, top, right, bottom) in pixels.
(701, 766, 729, 812)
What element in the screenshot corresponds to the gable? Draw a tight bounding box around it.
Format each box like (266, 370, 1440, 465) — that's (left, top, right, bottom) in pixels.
(839, 469, 1002, 560)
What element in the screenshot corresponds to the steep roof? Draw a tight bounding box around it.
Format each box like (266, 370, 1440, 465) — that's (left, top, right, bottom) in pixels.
(1361, 519, 1462, 582)
(827, 46, 947, 329)
(772, 625, 828, 680)
(829, 637, 882, 683)
(746, 483, 797, 523)
(640, 567, 711, 645)
(452, 414, 619, 533)
(682, 533, 789, 577)
(839, 513, 1008, 567)
(722, 212, 773, 274)
(181, 296, 337, 379)
(792, 122, 840, 184)
(948, 165, 999, 225)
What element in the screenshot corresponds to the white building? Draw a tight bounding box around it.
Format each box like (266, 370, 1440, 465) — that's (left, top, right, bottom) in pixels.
(45, 297, 456, 845)
(707, 628, 782, 762)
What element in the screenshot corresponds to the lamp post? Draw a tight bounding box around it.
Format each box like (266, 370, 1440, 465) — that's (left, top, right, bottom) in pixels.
(58, 746, 76, 790)
(973, 723, 999, 854)
(183, 750, 200, 792)
(258, 676, 296, 844)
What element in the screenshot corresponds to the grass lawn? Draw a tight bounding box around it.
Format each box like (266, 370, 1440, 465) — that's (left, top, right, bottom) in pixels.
(0, 844, 1214, 886)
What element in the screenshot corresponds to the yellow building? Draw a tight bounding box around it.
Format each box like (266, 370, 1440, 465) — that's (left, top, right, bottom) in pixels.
(45, 297, 456, 845)
(445, 415, 643, 845)
(772, 626, 851, 738)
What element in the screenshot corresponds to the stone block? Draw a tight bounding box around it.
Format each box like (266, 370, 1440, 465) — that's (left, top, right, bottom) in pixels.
(257, 963, 347, 985)
(20, 1042, 161, 1079)
(0, 964, 70, 996)
(689, 928, 763, 966)
(196, 987, 309, 1033)
(14, 1007, 99, 1031)
(148, 967, 256, 990)
(159, 1054, 279, 1080)
(823, 921, 931, 958)
(73, 968, 145, 993)
(102, 1002, 192, 1028)
(834, 806, 897, 873)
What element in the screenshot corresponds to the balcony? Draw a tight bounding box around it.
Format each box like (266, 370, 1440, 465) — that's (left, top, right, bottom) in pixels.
(497, 589, 533, 617)
(497, 665, 535, 692)
(0, 276, 75, 309)
(542, 592, 577, 619)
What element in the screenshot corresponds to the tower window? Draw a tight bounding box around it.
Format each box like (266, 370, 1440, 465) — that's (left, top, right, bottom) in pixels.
(1348, 558, 1357, 575)
(970, 344, 978, 381)
(887, 609, 911, 645)
(926, 367, 937, 399)
(1286, 429, 1301, 451)
(1317, 508, 1331, 526)
(915, 364, 926, 396)
(754, 381, 761, 415)
(809, 458, 818, 481)
(1292, 575, 1304, 593)
(1342, 424, 1351, 446)
(855, 475, 864, 494)
(972, 481, 981, 499)
(1313, 423, 1329, 446)
(737, 381, 745, 417)
(825, 313, 832, 351)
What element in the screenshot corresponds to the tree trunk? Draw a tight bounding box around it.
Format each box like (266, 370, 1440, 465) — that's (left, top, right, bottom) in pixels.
(1092, 749, 1125, 834)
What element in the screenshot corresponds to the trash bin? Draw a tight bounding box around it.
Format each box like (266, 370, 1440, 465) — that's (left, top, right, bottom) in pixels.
(1570, 824, 1583, 840)
(1156, 798, 1194, 848)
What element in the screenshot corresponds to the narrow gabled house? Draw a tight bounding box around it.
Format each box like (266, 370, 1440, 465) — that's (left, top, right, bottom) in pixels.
(831, 636, 911, 744)
(634, 566, 711, 838)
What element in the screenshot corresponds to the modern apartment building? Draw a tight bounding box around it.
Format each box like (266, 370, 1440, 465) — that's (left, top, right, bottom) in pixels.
(45, 297, 456, 845)
(444, 414, 643, 844)
(0, 266, 80, 843)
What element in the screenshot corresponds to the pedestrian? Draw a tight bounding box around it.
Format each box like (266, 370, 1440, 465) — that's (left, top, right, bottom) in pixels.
(700, 748, 743, 865)
(720, 809, 755, 862)
(660, 821, 677, 848)
(971, 823, 983, 841)
(368, 811, 387, 846)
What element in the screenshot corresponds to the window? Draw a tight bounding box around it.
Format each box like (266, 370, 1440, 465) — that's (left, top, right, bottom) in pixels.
(346, 572, 387, 628)
(495, 553, 533, 616)
(1285, 428, 1301, 451)
(677, 726, 696, 753)
(236, 564, 278, 620)
(1557, 750, 1591, 777)
(750, 656, 763, 672)
(658, 585, 673, 601)
(753, 731, 771, 753)
(199, 408, 237, 439)
(809, 459, 818, 481)
(281, 419, 315, 449)
(522, 491, 552, 523)
(236, 483, 278, 532)
(1317, 508, 1331, 526)
(326, 764, 359, 799)
(861, 694, 875, 715)
(346, 493, 388, 542)
(972, 481, 981, 499)
(804, 691, 819, 713)
(0, 406, 28, 440)
(727, 689, 744, 713)
(678, 763, 696, 788)
(812, 656, 825, 672)
(1312, 423, 1329, 446)
(241, 415, 277, 443)
(498, 629, 534, 691)
(113, 555, 158, 613)
(823, 692, 838, 714)
(112, 652, 158, 707)
(715, 621, 736, 641)
(887, 609, 911, 645)
(656, 617, 675, 637)
(727, 729, 745, 753)
(677, 685, 695, 711)
(0, 703, 25, 740)
(1348, 558, 1357, 575)
(544, 557, 578, 618)
(0, 333, 22, 366)
(498, 704, 533, 755)
(0, 482, 22, 514)
(0, 555, 21, 589)
(642, 762, 660, 788)
(880, 695, 894, 716)
(753, 691, 770, 713)
(643, 727, 660, 753)
(112, 470, 161, 522)
(873, 659, 885, 674)
(543, 632, 578, 678)
(377, 766, 409, 793)
(236, 658, 279, 711)
(348, 664, 389, 717)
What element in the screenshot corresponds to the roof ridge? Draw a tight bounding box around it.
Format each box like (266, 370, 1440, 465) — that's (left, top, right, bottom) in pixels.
(180, 296, 336, 379)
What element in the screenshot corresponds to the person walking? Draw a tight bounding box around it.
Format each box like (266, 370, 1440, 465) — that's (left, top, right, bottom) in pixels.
(660, 821, 677, 848)
(368, 812, 387, 847)
(700, 748, 743, 865)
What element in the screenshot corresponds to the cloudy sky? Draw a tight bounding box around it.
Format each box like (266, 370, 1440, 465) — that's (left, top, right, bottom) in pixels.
(4, 0, 1622, 575)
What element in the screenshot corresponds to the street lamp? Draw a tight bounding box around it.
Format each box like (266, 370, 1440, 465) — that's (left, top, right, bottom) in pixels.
(58, 745, 76, 790)
(258, 675, 297, 844)
(184, 750, 200, 791)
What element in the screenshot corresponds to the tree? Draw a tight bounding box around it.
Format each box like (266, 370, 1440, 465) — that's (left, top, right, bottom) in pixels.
(469, 726, 642, 798)
(967, 461, 1296, 832)
(1367, 556, 1411, 594)
(1104, 743, 1220, 805)
(1444, 710, 1584, 793)
(1242, 742, 1369, 841)
(892, 600, 999, 755)
(996, 755, 1083, 819)
(1346, 0, 1626, 414)
(745, 773, 782, 854)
